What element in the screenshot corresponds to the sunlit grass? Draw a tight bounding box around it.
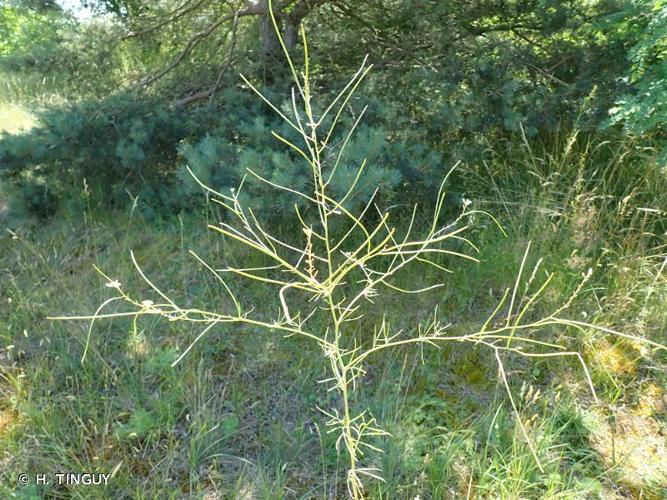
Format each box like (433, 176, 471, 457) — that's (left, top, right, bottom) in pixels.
(0, 103, 36, 134)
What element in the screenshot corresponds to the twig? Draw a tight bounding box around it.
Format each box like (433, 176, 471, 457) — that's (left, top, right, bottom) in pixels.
(137, 5, 263, 87)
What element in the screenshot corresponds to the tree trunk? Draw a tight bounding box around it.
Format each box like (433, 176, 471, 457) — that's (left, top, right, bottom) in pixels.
(259, 0, 282, 58)
(283, 17, 298, 51)
(257, 0, 291, 84)
(251, 0, 323, 83)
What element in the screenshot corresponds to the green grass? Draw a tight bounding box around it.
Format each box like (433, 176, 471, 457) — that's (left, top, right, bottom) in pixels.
(0, 137, 666, 498)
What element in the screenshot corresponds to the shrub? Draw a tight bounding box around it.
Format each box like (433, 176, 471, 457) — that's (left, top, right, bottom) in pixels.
(176, 90, 440, 214)
(0, 84, 445, 217)
(0, 94, 218, 214)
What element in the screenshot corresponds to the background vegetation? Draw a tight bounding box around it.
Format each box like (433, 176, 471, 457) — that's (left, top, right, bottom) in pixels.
(0, 0, 665, 498)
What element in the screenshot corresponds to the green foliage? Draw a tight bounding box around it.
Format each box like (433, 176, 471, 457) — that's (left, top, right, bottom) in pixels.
(0, 1, 69, 57)
(309, 1, 639, 140)
(0, 6, 123, 101)
(177, 90, 435, 213)
(1, 0, 664, 217)
(0, 94, 217, 215)
(115, 408, 157, 440)
(0, 83, 443, 216)
(607, 0, 667, 162)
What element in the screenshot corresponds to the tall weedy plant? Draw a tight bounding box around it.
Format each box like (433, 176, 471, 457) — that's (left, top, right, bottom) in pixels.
(53, 12, 665, 498)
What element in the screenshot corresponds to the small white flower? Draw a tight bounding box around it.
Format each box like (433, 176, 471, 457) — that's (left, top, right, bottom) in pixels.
(141, 300, 154, 308)
(361, 287, 378, 302)
(105, 280, 122, 289)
